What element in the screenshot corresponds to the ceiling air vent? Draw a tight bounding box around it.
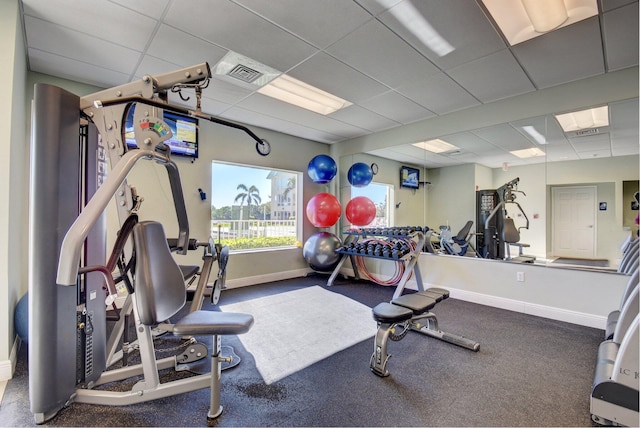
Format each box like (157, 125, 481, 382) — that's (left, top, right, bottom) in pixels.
(227, 64, 263, 84)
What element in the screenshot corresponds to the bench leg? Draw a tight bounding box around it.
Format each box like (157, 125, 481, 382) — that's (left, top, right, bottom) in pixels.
(370, 323, 393, 377)
(412, 314, 480, 351)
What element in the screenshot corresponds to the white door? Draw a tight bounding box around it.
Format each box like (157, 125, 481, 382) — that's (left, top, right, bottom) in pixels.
(552, 186, 596, 259)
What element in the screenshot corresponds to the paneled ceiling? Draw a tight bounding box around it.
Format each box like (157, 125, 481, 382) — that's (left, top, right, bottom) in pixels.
(20, 0, 639, 168)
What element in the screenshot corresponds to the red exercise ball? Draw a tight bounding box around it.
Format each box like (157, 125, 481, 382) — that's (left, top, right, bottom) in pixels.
(306, 192, 341, 228)
(346, 196, 376, 226)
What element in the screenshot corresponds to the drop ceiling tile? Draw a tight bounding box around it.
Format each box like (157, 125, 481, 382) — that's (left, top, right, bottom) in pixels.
(366, 149, 424, 165)
(28, 48, 129, 88)
(287, 52, 390, 103)
(441, 131, 505, 153)
(220, 106, 327, 141)
(278, 123, 348, 144)
(199, 96, 234, 116)
(24, 16, 142, 76)
(326, 19, 439, 89)
(147, 25, 228, 68)
(396, 72, 480, 115)
(512, 17, 605, 89)
(164, 0, 317, 72)
(330, 105, 400, 132)
(377, 0, 506, 70)
(610, 98, 639, 127)
(204, 77, 254, 105)
(578, 150, 612, 159)
(472, 123, 534, 151)
(447, 49, 535, 103)
(509, 114, 567, 146)
(545, 146, 580, 162)
(134, 55, 184, 79)
(611, 143, 640, 156)
(22, 0, 158, 51)
(234, 0, 373, 48)
(473, 154, 514, 169)
(602, 2, 640, 71)
(569, 134, 612, 153)
(236, 93, 369, 139)
(354, 0, 403, 17)
(359, 91, 436, 124)
(109, 0, 172, 20)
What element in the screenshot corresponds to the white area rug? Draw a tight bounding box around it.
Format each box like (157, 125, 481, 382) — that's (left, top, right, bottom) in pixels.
(220, 286, 377, 384)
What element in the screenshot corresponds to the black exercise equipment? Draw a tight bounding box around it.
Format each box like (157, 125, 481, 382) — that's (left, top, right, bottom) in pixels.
(477, 178, 534, 263)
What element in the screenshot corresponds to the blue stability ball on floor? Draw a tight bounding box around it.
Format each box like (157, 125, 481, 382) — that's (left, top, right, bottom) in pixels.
(303, 232, 342, 272)
(347, 162, 373, 187)
(307, 154, 337, 184)
(15, 293, 28, 344)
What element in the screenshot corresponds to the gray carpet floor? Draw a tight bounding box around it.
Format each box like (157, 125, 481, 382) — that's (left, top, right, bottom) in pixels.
(1, 274, 605, 427)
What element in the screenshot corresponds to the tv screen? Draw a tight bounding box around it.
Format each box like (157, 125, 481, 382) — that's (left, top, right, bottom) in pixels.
(400, 166, 420, 189)
(124, 106, 199, 158)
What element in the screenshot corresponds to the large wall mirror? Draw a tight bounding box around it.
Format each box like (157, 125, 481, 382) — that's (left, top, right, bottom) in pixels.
(338, 96, 639, 271)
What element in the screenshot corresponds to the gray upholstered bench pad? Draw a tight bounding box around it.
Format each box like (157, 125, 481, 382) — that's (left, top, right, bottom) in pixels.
(372, 302, 413, 323)
(173, 311, 254, 336)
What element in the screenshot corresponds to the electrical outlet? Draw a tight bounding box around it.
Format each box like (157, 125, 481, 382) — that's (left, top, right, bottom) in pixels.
(516, 272, 525, 282)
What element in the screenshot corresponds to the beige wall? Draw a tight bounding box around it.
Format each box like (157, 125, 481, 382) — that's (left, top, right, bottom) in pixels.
(108, 120, 330, 284)
(1, 0, 27, 372)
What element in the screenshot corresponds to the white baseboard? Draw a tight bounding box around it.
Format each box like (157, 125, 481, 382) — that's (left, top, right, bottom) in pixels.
(441, 286, 606, 329)
(225, 268, 313, 289)
(0, 336, 21, 381)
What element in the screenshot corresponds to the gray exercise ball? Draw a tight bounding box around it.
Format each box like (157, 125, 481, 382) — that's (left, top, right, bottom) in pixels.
(303, 232, 342, 272)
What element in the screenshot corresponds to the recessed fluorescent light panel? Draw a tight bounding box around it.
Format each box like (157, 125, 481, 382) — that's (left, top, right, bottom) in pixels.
(510, 147, 546, 158)
(378, 0, 454, 56)
(412, 139, 460, 153)
(481, 0, 598, 45)
(554, 106, 609, 132)
(521, 125, 547, 144)
(258, 74, 352, 115)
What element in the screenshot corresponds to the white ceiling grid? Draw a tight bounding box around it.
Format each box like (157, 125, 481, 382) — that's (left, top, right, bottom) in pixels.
(19, 0, 639, 168)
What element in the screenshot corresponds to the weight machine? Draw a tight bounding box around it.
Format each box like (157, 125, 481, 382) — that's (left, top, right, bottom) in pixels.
(476, 178, 534, 262)
(28, 62, 267, 423)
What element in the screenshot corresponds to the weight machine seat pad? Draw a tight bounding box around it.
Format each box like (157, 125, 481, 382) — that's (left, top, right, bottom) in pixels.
(173, 310, 254, 336)
(372, 302, 413, 324)
(392, 293, 437, 314)
(180, 265, 200, 281)
(593, 340, 619, 387)
(605, 310, 620, 340)
(416, 288, 449, 302)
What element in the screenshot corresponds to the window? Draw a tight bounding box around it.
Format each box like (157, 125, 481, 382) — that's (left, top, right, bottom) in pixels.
(211, 161, 302, 252)
(351, 182, 394, 227)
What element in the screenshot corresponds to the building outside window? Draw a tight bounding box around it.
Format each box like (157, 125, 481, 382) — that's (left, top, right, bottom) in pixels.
(211, 161, 302, 251)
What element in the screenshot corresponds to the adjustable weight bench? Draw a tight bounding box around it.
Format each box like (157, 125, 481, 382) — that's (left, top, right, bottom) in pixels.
(370, 287, 480, 376)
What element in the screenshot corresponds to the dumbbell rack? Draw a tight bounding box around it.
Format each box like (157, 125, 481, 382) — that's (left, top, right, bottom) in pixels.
(327, 227, 426, 299)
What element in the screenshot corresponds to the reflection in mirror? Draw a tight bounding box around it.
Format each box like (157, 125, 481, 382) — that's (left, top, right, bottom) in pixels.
(339, 153, 427, 233)
(350, 97, 638, 271)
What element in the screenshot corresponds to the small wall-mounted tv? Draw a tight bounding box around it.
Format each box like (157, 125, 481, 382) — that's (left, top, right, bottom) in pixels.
(400, 165, 420, 189)
(124, 106, 199, 159)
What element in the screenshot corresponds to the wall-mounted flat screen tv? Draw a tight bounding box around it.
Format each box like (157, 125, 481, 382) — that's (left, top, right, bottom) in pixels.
(400, 165, 420, 189)
(124, 106, 199, 159)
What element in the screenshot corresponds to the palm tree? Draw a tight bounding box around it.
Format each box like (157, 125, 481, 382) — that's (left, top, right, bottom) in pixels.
(234, 184, 261, 220)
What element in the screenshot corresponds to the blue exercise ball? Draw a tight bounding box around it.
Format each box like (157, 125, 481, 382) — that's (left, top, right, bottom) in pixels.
(347, 162, 373, 187)
(303, 232, 342, 272)
(307, 155, 337, 184)
(15, 293, 28, 344)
